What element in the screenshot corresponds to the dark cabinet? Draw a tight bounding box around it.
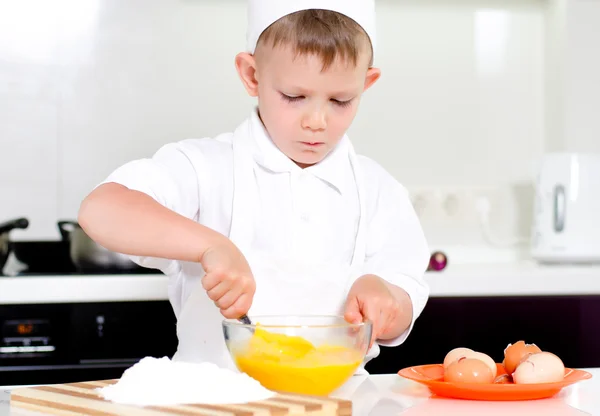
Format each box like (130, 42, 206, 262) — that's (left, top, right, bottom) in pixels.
(0, 301, 177, 385)
(365, 295, 600, 374)
(72, 301, 178, 362)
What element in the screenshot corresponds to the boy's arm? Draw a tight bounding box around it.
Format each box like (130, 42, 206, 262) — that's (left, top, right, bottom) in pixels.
(79, 143, 217, 267)
(79, 183, 223, 263)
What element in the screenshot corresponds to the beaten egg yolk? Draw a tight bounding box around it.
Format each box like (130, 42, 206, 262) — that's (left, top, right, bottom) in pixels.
(233, 327, 362, 395)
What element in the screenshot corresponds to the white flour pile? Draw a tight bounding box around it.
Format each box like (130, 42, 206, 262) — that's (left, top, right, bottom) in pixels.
(97, 356, 275, 406)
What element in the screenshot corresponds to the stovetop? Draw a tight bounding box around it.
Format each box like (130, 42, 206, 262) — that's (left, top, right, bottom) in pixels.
(3, 240, 162, 277)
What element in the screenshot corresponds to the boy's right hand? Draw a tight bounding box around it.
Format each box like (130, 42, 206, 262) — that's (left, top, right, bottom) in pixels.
(200, 237, 256, 319)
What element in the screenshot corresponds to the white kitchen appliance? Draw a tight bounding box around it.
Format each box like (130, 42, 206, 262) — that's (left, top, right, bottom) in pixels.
(531, 152, 600, 263)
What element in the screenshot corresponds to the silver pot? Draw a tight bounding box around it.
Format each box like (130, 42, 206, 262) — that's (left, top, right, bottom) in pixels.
(57, 220, 140, 272)
(0, 218, 29, 272)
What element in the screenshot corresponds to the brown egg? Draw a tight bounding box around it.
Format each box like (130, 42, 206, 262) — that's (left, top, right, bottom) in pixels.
(503, 341, 542, 374)
(468, 351, 497, 378)
(443, 348, 497, 377)
(443, 347, 473, 369)
(444, 357, 494, 384)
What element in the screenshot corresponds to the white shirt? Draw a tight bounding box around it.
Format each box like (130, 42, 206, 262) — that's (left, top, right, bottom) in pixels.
(101, 109, 430, 347)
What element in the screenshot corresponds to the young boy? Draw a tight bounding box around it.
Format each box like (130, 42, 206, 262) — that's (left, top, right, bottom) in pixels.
(78, 0, 430, 374)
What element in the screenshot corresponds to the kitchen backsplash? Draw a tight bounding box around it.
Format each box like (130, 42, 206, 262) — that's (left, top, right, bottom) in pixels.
(1, 0, 598, 256)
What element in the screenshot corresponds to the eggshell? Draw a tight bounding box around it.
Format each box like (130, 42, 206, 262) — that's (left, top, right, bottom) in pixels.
(513, 352, 565, 384)
(443, 347, 473, 369)
(493, 374, 513, 384)
(468, 351, 497, 378)
(503, 341, 542, 374)
(444, 357, 494, 384)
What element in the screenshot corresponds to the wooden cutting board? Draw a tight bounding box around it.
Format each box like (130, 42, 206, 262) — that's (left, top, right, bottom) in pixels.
(10, 379, 352, 415)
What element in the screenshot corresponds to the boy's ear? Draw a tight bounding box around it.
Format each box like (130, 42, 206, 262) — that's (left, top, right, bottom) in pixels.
(363, 67, 381, 92)
(235, 52, 259, 97)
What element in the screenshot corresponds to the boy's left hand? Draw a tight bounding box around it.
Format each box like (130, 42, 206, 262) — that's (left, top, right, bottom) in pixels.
(344, 274, 405, 348)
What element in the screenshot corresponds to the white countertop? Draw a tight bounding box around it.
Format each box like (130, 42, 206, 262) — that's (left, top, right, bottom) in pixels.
(2, 261, 600, 304)
(333, 368, 600, 415)
(426, 261, 600, 297)
(3, 369, 598, 415)
(0, 274, 169, 304)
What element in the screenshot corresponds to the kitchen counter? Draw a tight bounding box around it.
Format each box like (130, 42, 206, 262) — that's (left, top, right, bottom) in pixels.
(2, 262, 600, 304)
(426, 261, 600, 297)
(332, 368, 599, 415)
(0, 274, 169, 304)
(2, 368, 598, 415)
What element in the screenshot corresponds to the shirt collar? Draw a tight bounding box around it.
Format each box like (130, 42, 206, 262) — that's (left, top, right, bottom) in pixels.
(250, 110, 299, 173)
(248, 109, 351, 194)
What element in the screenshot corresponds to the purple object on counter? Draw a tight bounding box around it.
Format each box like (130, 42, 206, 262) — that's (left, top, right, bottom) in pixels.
(428, 251, 448, 271)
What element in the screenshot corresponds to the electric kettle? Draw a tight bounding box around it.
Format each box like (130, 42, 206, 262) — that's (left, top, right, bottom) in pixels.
(531, 152, 600, 263)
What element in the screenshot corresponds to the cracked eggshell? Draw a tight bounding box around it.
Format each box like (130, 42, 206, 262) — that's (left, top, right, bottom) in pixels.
(444, 357, 495, 384)
(503, 341, 542, 374)
(513, 352, 565, 384)
(443, 348, 473, 369)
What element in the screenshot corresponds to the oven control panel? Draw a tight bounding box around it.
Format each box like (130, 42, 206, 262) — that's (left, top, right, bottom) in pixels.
(1, 319, 56, 357)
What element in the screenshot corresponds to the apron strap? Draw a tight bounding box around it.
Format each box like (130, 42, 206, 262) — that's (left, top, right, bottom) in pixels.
(229, 119, 258, 254)
(347, 140, 367, 266)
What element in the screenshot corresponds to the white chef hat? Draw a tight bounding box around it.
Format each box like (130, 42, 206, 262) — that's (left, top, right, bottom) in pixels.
(245, 0, 377, 58)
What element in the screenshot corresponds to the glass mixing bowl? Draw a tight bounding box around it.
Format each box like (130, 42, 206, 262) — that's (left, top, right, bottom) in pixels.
(222, 315, 373, 396)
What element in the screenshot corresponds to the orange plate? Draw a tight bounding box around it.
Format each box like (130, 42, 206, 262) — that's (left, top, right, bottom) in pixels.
(398, 364, 592, 401)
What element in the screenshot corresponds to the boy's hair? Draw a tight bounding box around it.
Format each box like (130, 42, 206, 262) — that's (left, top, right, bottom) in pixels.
(256, 9, 374, 71)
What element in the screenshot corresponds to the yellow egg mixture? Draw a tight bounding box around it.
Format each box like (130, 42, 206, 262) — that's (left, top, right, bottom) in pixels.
(233, 327, 362, 395)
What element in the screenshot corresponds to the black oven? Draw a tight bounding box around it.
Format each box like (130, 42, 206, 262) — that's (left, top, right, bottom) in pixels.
(0, 300, 177, 386)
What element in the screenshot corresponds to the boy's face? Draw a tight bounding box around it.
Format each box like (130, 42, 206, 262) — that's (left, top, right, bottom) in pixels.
(236, 44, 380, 168)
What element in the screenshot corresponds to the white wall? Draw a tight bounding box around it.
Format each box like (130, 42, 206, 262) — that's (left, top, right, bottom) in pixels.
(0, 0, 590, 261)
(352, 0, 545, 188)
(564, 0, 600, 153)
(543, 0, 566, 153)
(544, 0, 600, 154)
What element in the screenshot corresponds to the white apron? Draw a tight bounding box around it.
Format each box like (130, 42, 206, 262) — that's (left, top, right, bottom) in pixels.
(172, 117, 377, 373)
